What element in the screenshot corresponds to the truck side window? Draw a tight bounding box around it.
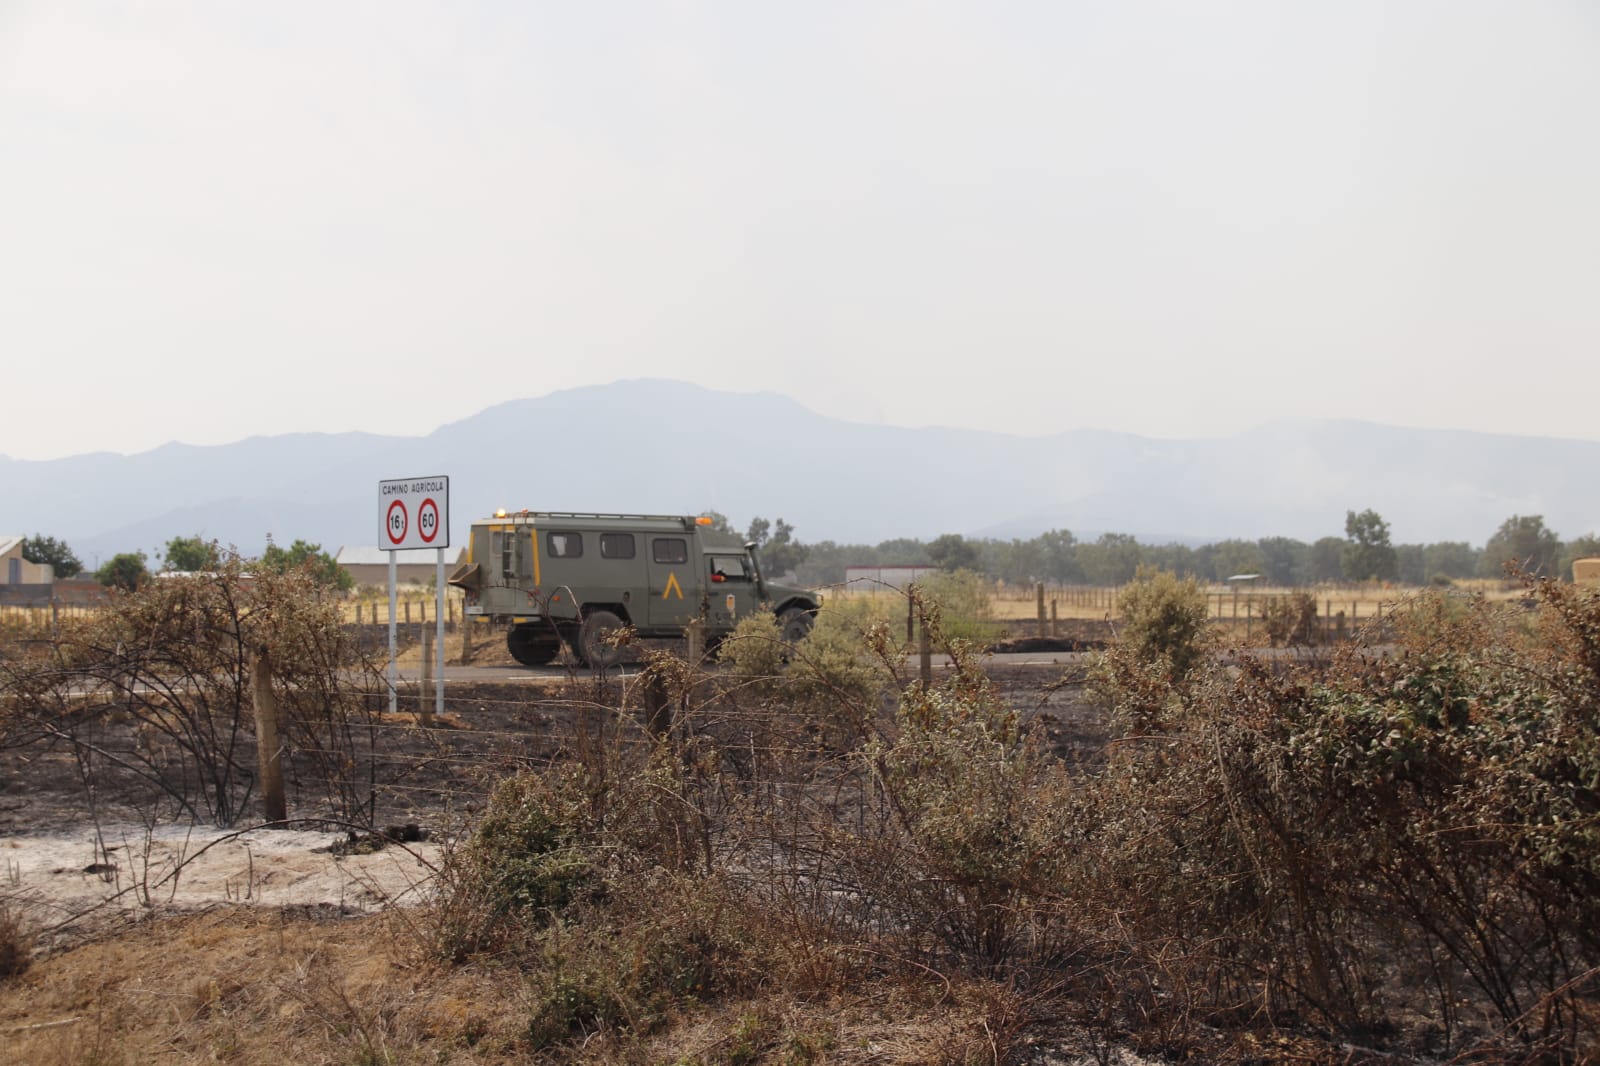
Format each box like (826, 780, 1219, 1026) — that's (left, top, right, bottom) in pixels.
(709, 555, 749, 581)
(547, 532, 582, 558)
(653, 538, 688, 564)
(599, 533, 635, 559)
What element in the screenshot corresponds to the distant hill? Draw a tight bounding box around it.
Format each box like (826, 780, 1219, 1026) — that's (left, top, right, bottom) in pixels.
(4, 379, 1599, 564)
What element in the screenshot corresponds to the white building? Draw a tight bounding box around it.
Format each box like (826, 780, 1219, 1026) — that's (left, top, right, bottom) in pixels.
(1, 535, 55, 587)
(842, 564, 939, 592)
(336, 545, 465, 587)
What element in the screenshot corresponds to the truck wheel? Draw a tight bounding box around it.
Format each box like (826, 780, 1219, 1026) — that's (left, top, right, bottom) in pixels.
(578, 609, 628, 668)
(779, 606, 814, 644)
(507, 623, 562, 667)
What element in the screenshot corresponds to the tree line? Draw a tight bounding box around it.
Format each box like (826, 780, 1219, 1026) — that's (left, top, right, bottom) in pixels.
(19, 534, 352, 592)
(719, 511, 1600, 588)
(21, 510, 1600, 595)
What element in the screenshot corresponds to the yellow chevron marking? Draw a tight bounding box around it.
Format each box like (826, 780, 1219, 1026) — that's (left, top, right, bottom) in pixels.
(662, 572, 684, 600)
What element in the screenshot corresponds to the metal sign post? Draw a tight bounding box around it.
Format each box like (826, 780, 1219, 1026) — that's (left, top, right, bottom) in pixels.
(377, 476, 450, 719)
(388, 551, 398, 714)
(435, 545, 445, 720)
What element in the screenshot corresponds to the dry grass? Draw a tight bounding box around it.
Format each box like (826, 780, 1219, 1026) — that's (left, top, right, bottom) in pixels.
(0, 907, 1074, 1065)
(0, 904, 31, 980)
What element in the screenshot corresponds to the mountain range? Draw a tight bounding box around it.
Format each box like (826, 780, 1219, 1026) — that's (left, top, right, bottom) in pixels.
(5, 379, 1599, 565)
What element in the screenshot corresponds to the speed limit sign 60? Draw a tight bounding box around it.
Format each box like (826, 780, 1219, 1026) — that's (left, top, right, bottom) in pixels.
(418, 498, 440, 543)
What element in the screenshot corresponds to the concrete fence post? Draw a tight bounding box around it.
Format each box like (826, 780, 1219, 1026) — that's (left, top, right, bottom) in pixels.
(686, 617, 705, 665)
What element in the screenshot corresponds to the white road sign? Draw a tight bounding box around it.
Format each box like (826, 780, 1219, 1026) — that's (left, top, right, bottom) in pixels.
(378, 476, 450, 550)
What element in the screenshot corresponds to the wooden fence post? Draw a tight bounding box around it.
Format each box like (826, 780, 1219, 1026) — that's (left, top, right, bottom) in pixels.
(419, 623, 434, 727)
(1050, 600, 1058, 638)
(249, 646, 287, 823)
(1036, 583, 1047, 638)
(919, 617, 932, 688)
(642, 668, 673, 740)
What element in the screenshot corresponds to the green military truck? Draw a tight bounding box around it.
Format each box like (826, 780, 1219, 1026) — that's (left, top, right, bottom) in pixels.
(449, 511, 820, 668)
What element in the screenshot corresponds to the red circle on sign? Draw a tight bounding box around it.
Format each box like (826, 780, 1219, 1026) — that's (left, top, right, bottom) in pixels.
(385, 499, 408, 545)
(418, 498, 440, 543)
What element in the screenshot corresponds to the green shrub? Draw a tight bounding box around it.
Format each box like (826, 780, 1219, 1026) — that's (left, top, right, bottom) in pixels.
(1114, 566, 1211, 678)
(432, 771, 598, 960)
(716, 611, 787, 690)
(1067, 583, 1600, 1049)
(915, 569, 1000, 644)
(788, 603, 890, 725)
(861, 656, 1073, 969)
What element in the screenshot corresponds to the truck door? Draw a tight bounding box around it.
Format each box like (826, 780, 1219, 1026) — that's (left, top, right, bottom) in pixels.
(704, 550, 758, 630)
(646, 535, 697, 628)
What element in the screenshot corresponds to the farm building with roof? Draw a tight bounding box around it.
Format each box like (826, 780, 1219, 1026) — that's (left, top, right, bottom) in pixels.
(1, 535, 55, 587)
(337, 546, 465, 587)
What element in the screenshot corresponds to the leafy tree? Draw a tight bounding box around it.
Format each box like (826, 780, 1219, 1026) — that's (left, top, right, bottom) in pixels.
(978, 537, 1051, 586)
(1211, 539, 1267, 583)
(96, 551, 149, 591)
(259, 539, 354, 592)
(1395, 544, 1427, 586)
(163, 535, 220, 572)
(1480, 514, 1561, 578)
(927, 533, 979, 572)
(746, 517, 808, 578)
(20, 534, 82, 579)
(1256, 536, 1309, 586)
(1037, 529, 1082, 584)
(1077, 533, 1143, 585)
(1307, 537, 1347, 583)
(1143, 542, 1200, 579)
(1560, 533, 1600, 582)
(1424, 541, 1480, 582)
(1341, 509, 1398, 582)
(874, 537, 930, 564)
(794, 539, 858, 586)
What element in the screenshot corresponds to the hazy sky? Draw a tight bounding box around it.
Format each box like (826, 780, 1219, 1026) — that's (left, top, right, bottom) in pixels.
(3, 1, 1597, 460)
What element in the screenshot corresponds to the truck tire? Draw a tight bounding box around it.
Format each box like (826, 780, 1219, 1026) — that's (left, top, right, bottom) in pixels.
(507, 623, 562, 667)
(779, 606, 814, 644)
(577, 609, 627, 668)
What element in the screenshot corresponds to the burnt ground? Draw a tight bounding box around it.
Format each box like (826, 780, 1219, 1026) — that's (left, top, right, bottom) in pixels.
(0, 663, 1105, 839)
